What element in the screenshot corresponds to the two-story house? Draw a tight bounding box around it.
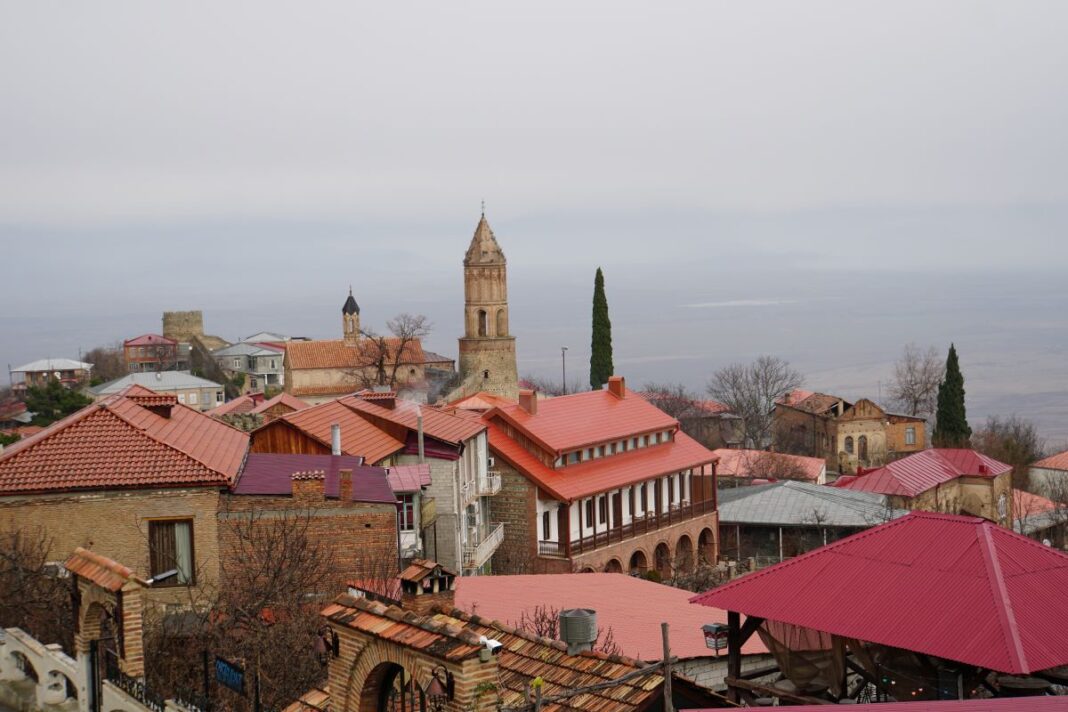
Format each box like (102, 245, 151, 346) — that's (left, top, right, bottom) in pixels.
(123, 333, 183, 373)
(249, 392, 499, 575)
(483, 376, 720, 577)
(9, 358, 93, 395)
(211, 341, 287, 393)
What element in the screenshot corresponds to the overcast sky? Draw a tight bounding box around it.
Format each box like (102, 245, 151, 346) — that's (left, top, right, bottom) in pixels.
(3, 1, 1068, 423)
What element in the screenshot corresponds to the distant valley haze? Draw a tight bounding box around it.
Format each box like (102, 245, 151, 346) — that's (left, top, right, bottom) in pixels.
(2, 1, 1067, 442)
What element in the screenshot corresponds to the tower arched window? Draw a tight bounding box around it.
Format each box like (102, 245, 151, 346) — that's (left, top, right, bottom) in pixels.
(844, 436, 854, 454)
(478, 310, 488, 337)
(496, 309, 506, 337)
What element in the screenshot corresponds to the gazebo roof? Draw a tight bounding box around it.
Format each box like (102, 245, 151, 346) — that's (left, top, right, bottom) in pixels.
(691, 511, 1068, 675)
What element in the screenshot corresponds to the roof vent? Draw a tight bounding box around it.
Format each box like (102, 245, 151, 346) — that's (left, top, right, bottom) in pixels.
(559, 609, 597, 655)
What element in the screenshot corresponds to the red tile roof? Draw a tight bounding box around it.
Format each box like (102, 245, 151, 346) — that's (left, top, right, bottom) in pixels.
(341, 396, 484, 445)
(253, 392, 308, 415)
(835, 448, 1011, 497)
(268, 399, 405, 464)
(1034, 448, 1068, 472)
(691, 511, 1068, 675)
(65, 547, 138, 591)
(209, 392, 266, 416)
(286, 338, 426, 370)
(489, 387, 678, 455)
(455, 573, 767, 662)
(486, 420, 715, 501)
(0, 386, 248, 495)
(712, 448, 826, 483)
(123, 333, 177, 347)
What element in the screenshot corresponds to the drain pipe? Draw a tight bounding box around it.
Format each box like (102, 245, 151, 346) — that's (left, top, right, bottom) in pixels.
(417, 408, 425, 464)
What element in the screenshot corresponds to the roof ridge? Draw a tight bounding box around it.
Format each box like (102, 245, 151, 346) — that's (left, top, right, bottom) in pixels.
(976, 520, 1030, 673)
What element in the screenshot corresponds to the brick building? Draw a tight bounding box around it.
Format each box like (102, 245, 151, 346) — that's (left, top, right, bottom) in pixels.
(484, 376, 720, 576)
(0, 385, 247, 602)
(123, 333, 182, 373)
(249, 392, 499, 575)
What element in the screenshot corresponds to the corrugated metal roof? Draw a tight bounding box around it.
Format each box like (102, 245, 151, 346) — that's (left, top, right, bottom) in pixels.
(269, 399, 406, 464)
(712, 449, 826, 482)
(836, 449, 1011, 497)
(92, 370, 224, 395)
(717, 481, 906, 527)
(490, 387, 679, 454)
(386, 463, 432, 492)
(234, 453, 394, 503)
(341, 396, 485, 445)
(691, 511, 1068, 674)
(12, 358, 92, 373)
(486, 421, 715, 502)
(124, 333, 177, 347)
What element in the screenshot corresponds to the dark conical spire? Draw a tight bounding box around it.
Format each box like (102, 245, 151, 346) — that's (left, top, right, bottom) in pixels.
(342, 286, 360, 315)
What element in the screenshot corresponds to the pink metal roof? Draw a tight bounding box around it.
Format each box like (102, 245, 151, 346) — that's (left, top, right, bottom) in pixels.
(386, 463, 432, 493)
(124, 333, 177, 347)
(712, 448, 825, 482)
(691, 511, 1068, 674)
(836, 449, 1011, 497)
(455, 573, 768, 662)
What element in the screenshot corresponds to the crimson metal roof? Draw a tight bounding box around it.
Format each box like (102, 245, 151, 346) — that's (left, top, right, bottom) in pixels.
(386, 463, 431, 493)
(691, 511, 1068, 675)
(836, 449, 1011, 497)
(233, 453, 393, 503)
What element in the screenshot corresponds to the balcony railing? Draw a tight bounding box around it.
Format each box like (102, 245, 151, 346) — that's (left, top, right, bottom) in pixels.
(565, 497, 717, 557)
(477, 472, 502, 496)
(463, 522, 505, 569)
(538, 540, 563, 557)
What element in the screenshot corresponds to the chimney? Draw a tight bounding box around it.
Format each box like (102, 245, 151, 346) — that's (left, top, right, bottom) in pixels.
(607, 376, 626, 399)
(338, 468, 352, 502)
(518, 389, 537, 415)
(399, 562, 456, 616)
(331, 423, 341, 456)
(559, 609, 597, 655)
(417, 411, 425, 464)
(291, 471, 326, 503)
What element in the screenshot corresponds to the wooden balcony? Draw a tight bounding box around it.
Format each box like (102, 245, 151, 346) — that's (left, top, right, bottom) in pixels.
(565, 497, 717, 557)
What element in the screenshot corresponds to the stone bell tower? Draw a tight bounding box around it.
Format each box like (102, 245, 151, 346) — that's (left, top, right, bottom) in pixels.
(342, 287, 360, 345)
(457, 212, 518, 399)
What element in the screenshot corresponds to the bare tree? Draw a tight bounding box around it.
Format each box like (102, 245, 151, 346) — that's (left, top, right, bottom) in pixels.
(741, 450, 812, 481)
(972, 415, 1045, 492)
(707, 355, 803, 448)
(888, 344, 943, 418)
(0, 526, 74, 652)
(355, 313, 432, 389)
(519, 373, 584, 397)
(641, 382, 701, 419)
(84, 343, 128, 384)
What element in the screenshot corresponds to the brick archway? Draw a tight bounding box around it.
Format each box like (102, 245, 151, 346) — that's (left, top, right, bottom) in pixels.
(604, 558, 623, 573)
(675, 535, 694, 574)
(654, 542, 671, 578)
(698, 527, 716, 565)
(340, 637, 465, 712)
(628, 549, 648, 574)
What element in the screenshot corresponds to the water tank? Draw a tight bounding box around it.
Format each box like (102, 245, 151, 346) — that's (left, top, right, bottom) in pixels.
(559, 609, 597, 654)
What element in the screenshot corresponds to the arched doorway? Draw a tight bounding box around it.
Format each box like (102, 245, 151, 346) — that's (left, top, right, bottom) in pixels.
(477, 310, 488, 337)
(698, 528, 716, 565)
(629, 550, 648, 574)
(360, 662, 429, 712)
(579, 566, 596, 573)
(654, 543, 671, 578)
(604, 558, 623, 573)
(675, 535, 694, 574)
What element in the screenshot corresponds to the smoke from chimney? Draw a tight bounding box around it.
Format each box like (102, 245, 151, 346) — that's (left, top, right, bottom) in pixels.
(331, 423, 341, 456)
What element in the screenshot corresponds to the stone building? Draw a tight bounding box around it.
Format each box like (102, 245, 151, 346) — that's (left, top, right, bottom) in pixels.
(248, 392, 499, 574)
(834, 448, 1014, 528)
(284, 289, 429, 403)
(452, 213, 519, 401)
(773, 390, 925, 474)
(483, 376, 720, 577)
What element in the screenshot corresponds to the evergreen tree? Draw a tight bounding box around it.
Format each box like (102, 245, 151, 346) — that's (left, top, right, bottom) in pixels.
(932, 343, 971, 447)
(589, 267, 614, 390)
(25, 379, 93, 426)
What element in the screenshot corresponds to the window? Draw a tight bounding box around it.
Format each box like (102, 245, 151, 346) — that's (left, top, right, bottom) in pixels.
(542, 511, 551, 540)
(250, 377, 258, 389)
(584, 499, 594, 527)
(631, 437, 638, 450)
(270, 359, 276, 369)
(668, 476, 675, 504)
(148, 519, 194, 585)
(233, 358, 240, 369)
(478, 309, 488, 337)
(858, 435, 868, 460)
(188, 391, 197, 405)
(905, 427, 916, 445)
(621, 440, 628, 453)
(177, 393, 186, 404)
(398, 494, 415, 531)
(597, 445, 605, 458)
(568, 451, 580, 465)
(844, 436, 854, 454)
(598, 496, 608, 525)
(216, 391, 224, 404)
(466, 503, 478, 529)
(642, 435, 650, 447)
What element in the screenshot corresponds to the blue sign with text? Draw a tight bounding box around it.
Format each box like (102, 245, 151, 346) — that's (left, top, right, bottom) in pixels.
(215, 656, 245, 695)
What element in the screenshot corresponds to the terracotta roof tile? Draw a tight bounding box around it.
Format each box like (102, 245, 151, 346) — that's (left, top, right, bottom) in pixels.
(65, 547, 137, 591)
(268, 399, 405, 464)
(342, 396, 484, 445)
(1035, 448, 1068, 472)
(0, 387, 248, 495)
(286, 338, 426, 370)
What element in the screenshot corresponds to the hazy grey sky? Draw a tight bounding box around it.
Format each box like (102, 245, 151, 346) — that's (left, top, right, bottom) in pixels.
(3, 2, 1068, 437)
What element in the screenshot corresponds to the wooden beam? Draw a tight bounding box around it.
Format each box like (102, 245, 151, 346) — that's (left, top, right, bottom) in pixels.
(725, 677, 834, 706)
(738, 615, 765, 645)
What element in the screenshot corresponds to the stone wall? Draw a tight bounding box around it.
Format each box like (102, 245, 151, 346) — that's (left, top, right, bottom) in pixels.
(162, 311, 205, 343)
(456, 337, 518, 400)
(396, 454, 461, 572)
(0, 488, 222, 604)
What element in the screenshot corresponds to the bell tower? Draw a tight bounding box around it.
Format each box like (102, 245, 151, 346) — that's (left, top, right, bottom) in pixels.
(457, 212, 518, 398)
(342, 287, 360, 345)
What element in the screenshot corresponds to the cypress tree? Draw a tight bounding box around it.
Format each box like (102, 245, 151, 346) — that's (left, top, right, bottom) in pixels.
(933, 343, 972, 447)
(589, 267, 614, 390)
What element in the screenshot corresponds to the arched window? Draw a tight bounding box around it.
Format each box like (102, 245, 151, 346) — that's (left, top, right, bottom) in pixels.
(844, 436, 854, 454)
(477, 310, 488, 337)
(858, 435, 868, 461)
(496, 309, 507, 337)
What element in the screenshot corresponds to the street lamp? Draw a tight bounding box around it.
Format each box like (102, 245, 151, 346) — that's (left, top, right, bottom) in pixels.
(561, 347, 568, 395)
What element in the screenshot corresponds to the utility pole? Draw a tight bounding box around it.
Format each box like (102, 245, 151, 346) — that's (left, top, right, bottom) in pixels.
(561, 346, 568, 394)
(662, 622, 674, 712)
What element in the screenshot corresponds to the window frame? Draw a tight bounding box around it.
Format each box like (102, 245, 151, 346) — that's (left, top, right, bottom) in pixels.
(398, 494, 415, 531)
(147, 517, 196, 586)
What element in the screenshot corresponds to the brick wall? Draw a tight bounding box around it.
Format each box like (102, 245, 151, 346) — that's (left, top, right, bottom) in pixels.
(489, 462, 537, 574)
(0, 487, 221, 604)
(220, 486, 399, 584)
